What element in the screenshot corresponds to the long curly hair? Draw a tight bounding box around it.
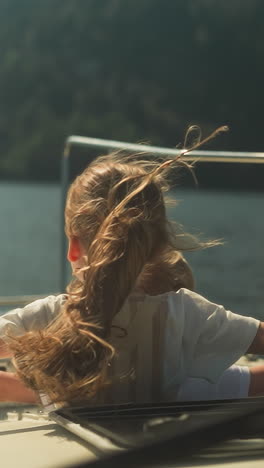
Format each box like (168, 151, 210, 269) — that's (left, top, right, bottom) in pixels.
(10, 130, 225, 404)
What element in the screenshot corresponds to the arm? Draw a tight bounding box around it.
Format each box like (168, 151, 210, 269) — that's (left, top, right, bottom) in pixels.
(248, 366, 264, 396)
(0, 339, 37, 402)
(0, 296, 65, 403)
(0, 370, 37, 403)
(243, 323, 264, 397)
(247, 322, 264, 354)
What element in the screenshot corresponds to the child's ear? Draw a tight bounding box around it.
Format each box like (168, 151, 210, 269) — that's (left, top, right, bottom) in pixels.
(67, 237, 82, 262)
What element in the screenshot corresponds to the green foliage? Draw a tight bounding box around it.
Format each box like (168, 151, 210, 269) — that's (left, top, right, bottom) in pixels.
(0, 0, 263, 181)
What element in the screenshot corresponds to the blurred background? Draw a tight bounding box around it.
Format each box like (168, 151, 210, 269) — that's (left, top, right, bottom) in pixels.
(0, 0, 264, 319)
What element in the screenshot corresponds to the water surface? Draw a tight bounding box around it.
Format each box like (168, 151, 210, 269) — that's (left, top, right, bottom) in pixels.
(0, 182, 263, 320)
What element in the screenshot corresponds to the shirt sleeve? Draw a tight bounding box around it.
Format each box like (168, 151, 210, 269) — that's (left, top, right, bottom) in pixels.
(176, 365, 251, 401)
(0, 294, 66, 341)
(169, 289, 260, 383)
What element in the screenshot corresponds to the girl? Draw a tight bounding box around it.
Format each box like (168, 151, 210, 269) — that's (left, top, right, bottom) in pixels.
(0, 145, 264, 405)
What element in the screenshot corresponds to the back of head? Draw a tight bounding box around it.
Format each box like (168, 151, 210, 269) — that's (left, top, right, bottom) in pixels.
(10, 152, 211, 404)
(65, 155, 168, 253)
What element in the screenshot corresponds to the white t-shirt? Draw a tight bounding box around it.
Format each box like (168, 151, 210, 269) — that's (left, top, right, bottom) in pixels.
(109, 289, 259, 402)
(176, 365, 251, 401)
(0, 289, 259, 402)
(0, 294, 65, 337)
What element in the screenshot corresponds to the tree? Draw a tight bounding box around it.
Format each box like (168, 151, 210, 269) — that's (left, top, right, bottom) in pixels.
(0, 0, 263, 184)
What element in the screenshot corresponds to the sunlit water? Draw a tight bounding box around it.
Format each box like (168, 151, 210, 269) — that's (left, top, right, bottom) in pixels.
(0, 181, 263, 320)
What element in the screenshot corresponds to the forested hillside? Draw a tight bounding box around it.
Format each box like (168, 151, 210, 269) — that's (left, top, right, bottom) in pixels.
(0, 0, 264, 187)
